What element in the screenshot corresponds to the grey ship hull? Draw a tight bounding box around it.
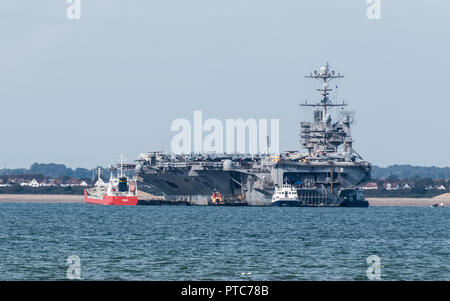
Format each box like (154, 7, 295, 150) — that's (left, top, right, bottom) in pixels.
(136, 159, 371, 206)
(134, 63, 372, 207)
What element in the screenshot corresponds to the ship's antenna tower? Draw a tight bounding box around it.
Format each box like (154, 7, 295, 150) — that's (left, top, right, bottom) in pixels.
(301, 62, 347, 121)
(120, 154, 124, 178)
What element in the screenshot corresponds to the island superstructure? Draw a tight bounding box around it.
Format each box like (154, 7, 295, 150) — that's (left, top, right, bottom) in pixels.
(130, 63, 371, 206)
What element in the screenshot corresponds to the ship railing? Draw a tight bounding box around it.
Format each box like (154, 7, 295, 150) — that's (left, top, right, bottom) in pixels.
(154, 161, 225, 169)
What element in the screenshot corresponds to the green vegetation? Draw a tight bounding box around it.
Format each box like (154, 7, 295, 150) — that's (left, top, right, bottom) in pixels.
(363, 175, 448, 198)
(372, 165, 450, 179)
(0, 162, 106, 178)
(0, 185, 85, 195)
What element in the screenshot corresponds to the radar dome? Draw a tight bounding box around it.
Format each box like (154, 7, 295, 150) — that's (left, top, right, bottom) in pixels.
(319, 66, 327, 75)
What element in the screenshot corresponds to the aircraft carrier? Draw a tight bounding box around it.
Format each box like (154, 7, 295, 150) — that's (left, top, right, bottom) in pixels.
(132, 63, 371, 206)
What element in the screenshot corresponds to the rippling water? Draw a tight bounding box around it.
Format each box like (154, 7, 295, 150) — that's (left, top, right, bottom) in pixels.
(0, 203, 448, 280)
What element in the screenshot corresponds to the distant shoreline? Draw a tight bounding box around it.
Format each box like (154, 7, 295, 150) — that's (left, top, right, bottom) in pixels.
(0, 193, 449, 206)
(367, 197, 449, 207)
(0, 194, 84, 203)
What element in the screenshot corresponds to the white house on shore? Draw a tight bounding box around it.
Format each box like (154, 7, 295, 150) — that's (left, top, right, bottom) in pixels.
(402, 183, 411, 189)
(361, 182, 379, 190)
(28, 179, 39, 188)
(437, 185, 446, 190)
(384, 183, 400, 190)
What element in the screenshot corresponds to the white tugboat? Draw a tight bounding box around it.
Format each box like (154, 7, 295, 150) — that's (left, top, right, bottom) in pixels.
(271, 181, 301, 207)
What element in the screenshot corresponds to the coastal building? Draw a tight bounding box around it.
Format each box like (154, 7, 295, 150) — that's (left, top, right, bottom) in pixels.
(361, 182, 379, 190)
(384, 183, 399, 190)
(28, 179, 39, 188)
(436, 185, 446, 190)
(61, 178, 88, 187)
(402, 183, 411, 189)
(47, 180, 58, 187)
(95, 177, 106, 187)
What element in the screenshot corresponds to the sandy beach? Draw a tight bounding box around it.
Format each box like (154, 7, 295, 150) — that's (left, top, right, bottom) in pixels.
(367, 193, 450, 206)
(0, 194, 84, 203)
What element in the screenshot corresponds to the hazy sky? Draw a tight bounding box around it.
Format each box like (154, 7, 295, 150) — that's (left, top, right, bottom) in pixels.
(1, 0, 449, 168)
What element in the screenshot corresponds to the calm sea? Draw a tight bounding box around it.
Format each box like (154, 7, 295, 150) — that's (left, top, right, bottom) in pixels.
(0, 203, 448, 280)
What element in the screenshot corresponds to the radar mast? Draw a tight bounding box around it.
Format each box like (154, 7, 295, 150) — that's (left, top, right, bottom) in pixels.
(299, 63, 357, 158)
(301, 62, 346, 122)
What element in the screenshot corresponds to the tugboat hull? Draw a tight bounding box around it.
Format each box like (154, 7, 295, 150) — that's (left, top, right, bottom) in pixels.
(339, 200, 369, 208)
(271, 200, 302, 207)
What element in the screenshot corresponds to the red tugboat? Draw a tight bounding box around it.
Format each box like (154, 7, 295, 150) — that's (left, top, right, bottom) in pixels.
(209, 190, 225, 205)
(84, 158, 138, 206)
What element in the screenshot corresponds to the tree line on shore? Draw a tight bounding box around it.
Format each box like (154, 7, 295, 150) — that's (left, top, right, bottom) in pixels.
(372, 164, 450, 180)
(0, 163, 101, 179)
